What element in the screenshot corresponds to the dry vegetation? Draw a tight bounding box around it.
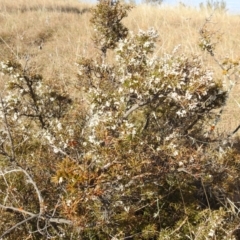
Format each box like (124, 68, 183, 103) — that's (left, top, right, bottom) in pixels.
(0, 0, 240, 133)
(1, 0, 240, 239)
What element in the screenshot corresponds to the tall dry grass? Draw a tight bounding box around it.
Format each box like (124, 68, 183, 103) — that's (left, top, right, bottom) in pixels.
(0, 0, 240, 134)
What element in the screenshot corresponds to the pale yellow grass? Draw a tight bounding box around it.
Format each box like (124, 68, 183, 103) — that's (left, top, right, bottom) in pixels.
(0, 0, 240, 135)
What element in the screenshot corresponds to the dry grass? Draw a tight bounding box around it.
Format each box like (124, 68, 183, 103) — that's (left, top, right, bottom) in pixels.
(0, 0, 240, 134)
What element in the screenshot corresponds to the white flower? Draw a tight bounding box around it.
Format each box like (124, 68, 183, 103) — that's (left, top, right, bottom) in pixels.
(165, 132, 177, 141)
(208, 229, 215, 238)
(1, 62, 7, 69)
(129, 88, 134, 93)
(143, 41, 151, 48)
(88, 135, 95, 143)
(189, 102, 197, 110)
(178, 161, 184, 167)
(68, 129, 74, 136)
(132, 128, 136, 136)
(173, 150, 179, 156)
(120, 96, 125, 103)
(168, 143, 176, 149)
(185, 91, 192, 100)
(53, 147, 59, 153)
(176, 109, 186, 117)
(57, 122, 62, 130)
(58, 177, 63, 184)
(89, 114, 100, 127)
(45, 133, 55, 144)
(66, 199, 72, 207)
(12, 112, 18, 121)
(169, 92, 179, 101)
(111, 125, 116, 130)
(118, 87, 123, 93)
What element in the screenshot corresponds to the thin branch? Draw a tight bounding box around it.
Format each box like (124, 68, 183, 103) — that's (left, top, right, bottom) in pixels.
(0, 203, 73, 225)
(123, 101, 146, 119)
(0, 215, 38, 239)
(0, 204, 36, 217)
(169, 217, 188, 236)
(0, 168, 44, 215)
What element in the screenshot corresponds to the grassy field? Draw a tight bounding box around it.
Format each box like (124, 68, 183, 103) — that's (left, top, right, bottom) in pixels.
(0, 0, 240, 135)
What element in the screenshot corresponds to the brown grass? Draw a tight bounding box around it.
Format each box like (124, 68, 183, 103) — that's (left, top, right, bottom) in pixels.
(0, 0, 240, 134)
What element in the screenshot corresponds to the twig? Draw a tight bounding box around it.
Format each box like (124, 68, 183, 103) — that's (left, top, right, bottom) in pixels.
(0, 204, 36, 217)
(123, 101, 146, 119)
(0, 203, 73, 225)
(0, 215, 38, 239)
(0, 168, 44, 215)
(169, 216, 188, 236)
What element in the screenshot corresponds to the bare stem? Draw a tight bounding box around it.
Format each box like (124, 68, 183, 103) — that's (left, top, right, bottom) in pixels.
(0, 215, 38, 239)
(0, 168, 44, 215)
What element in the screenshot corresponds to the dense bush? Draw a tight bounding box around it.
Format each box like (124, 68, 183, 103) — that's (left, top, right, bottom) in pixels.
(0, 0, 240, 239)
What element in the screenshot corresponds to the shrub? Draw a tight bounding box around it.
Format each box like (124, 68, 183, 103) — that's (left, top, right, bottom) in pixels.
(0, 0, 240, 239)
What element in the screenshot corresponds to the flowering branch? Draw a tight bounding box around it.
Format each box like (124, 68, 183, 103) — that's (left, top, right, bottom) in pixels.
(0, 94, 16, 162)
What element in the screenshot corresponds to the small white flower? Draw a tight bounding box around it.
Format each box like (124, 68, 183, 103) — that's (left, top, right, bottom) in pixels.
(189, 156, 194, 163)
(118, 87, 123, 93)
(169, 92, 179, 100)
(58, 177, 63, 184)
(176, 109, 186, 117)
(185, 91, 192, 100)
(143, 41, 151, 48)
(53, 147, 59, 153)
(66, 199, 72, 207)
(1, 62, 7, 69)
(68, 129, 74, 136)
(111, 125, 116, 130)
(173, 150, 179, 156)
(57, 122, 62, 130)
(208, 229, 215, 238)
(178, 161, 184, 167)
(12, 112, 18, 121)
(132, 128, 136, 136)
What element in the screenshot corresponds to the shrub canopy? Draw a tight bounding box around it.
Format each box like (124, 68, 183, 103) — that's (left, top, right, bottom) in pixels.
(0, 1, 240, 239)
